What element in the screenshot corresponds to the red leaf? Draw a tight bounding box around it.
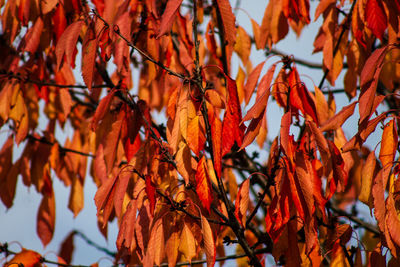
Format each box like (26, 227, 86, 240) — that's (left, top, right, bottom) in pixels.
(81, 26, 97, 91)
(91, 90, 115, 131)
(59, 232, 75, 264)
(365, 0, 387, 40)
(215, 0, 236, 45)
(146, 175, 157, 216)
(244, 61, 265, 104)
(157, 0, 183, 39)
(116, 199, 138, 252)
(195, 156, 213, 213)
(56, 21, 84, 70)
(210, 114, 223, 178)
(222, 76, 245, 155)
(235, 179, 250, 227)
(328, 140, 347, 192)
(22, 17, 44, 54)
(359, 46, 388, 125)
(280, 111, 293, 159)
(319, 102, 357, 132)
(240, 112, 264, 150)
(342, 112, 387, 152)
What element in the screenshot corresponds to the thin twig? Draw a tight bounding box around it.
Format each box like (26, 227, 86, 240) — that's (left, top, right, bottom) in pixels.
(1, 72, 109, 89)
(327, 204, 379, 235)
(267, 48, 348, 70)
(72, 230, 116, 258)
(27, 134, 94, 158)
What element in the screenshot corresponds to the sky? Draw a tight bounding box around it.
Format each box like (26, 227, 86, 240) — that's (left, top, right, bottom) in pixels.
(0, 1, 381, 266)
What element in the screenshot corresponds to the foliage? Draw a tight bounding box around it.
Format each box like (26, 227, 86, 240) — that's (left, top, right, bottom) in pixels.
(1, 0, 400, 266)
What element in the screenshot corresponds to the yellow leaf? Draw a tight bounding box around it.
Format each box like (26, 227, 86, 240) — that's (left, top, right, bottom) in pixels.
(359, 150, 376, 205)
(179, 221, 197, 263)
(68, 176, 84, 217)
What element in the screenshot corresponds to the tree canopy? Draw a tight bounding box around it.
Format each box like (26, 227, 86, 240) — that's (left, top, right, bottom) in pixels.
(1, 0, 400, 266)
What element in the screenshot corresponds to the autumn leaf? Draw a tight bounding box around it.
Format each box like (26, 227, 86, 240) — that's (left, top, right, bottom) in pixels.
(201, 214, 216, 267)
(81, 25, 97, 91)
(179, 220, 197, 263)
(145, 175, 157, 216)
(358, 150, 377, 206)
(157, 0, 183, 39)
(210, 114, 223, 178)
(21, 17, 44, 54)
(235, 179, 250, 227)
(359, 46, 388, 125)
(5, 249, 42, 267)
(244, 61, 265, 104)
(215, 0, 236, 45)
(37, 187, 56, 247)
(379, 119, 398, 169)
(319, 102, 357, 132)
(59, 231, 75, 264)
(195, 156, 214, 213)
(56, 21, 84, 70)
(187, 115, 206, 157)
(222, 75, 245, 155)
(365, 0, 388, 40)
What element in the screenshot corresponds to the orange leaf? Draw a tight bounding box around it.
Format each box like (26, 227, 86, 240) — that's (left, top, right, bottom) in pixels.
(68, 176, 84, 217)
(94, 174, 118, 227)
(342, 112, 387, 152)
(81, 26, 97, 91)
(143, 217, 165, 266)
(157, 0, 183, 39)
(386, 195, 400, 249)
(179, 220, 197, 263)
(319, 102, 357, 132)
(56, 21, 84, 70)
(22, 17, 44, 54)
(365, 0, 388, 40)
(372, 169, 386, 232)
(244, 61, 265, 104)
(205, 89, 226, 109)
(5, 249, 41, 267)
(187, 115, 206, 157)
(37, 188, 56, 247)
(234, 179, 250, 227)
(215, 0, 236, 45)
(240, 111, 264, 150)
(175, 143, 195, 185)
(201, 214, 216, 267)
(145, 175, 157, 216)
(379, 119, 398, 169)
(195, 156, 214, 213)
